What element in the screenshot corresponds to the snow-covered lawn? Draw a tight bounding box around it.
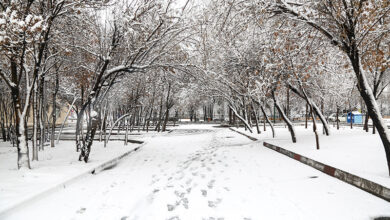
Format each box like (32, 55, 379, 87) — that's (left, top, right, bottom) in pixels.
(3, 124, 390, 220)
(235, 124, 390, 188)
(0, 139, 144, 214)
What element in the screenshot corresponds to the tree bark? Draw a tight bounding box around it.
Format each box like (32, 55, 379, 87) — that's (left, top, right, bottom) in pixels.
(50, 71, 59, 148)
(336, 107, 340, 130)
(305, 102, 308, 129)
(32, 82, 39, 161)
(260, 104, 274, 138)
(252, 102, 261, 134)
(162, 83, 172, 132)
(272, 92, 296, 143)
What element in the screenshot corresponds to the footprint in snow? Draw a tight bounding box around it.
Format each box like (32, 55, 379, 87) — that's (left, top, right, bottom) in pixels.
(201, 189, 207, 197)
(174, 190, 185, 198)
(76, 207, 86, 214)
(207, 180, 215, 189)
(186, 178, 193, 185)
(207, 198, 222, 208)
(167, 204, 175, 211)
(182, 197, 189, 209)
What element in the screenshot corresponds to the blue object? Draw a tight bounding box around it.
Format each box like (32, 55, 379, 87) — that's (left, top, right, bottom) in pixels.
(347, 111, 363, 124)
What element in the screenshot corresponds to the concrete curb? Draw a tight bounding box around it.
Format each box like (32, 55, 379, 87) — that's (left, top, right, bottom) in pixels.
(228, 127, 390, 202)
(0, 142, 146, 218)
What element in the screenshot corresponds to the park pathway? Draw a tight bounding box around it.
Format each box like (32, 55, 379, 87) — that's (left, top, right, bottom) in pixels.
(7, 124, 390, 220)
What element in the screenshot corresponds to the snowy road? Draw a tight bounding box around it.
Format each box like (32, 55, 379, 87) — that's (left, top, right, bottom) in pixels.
(6, 124, 390, 220)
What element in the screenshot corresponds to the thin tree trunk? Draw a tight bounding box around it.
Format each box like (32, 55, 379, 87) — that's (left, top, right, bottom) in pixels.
(32, 82, 39, 161)
(310, 102, 320, 150)
(350, 110, 353, 129)
(229, 106, 252, 133)
(124, 118, 129, 145)
(38, 77, 46, 151)
(273, 92, 296, 143)
(252, 102, 260, 134)
(155, 95, 164, 132)
(79, 108, 100, 163)
(57, 96, 77, 144)
(364, 110, 369, 132)
(50, 71, 59, 148)
(260, 104, 274, 138)
(105, 113, 130, 145)
(288, 84, 330, 135)
(336, 107, 340, 130)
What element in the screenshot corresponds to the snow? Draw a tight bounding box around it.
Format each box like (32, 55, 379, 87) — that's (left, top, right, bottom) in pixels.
(90, 110, 98, 118)
(107, 65, 125, 74)
(0, 140, 141, 214)
(234, 124, 390, 188)
(2, 124, 390, 219)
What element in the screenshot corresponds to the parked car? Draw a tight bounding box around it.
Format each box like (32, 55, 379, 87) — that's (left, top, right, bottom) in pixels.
(328, 113, 346, 122)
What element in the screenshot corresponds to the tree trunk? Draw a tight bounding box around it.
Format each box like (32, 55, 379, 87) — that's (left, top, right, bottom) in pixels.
(229, 106, 252, 133)
(260, 104, 274, 138)
(286, 87, 290, 119)
(79, 109, 100, 163)
(32, 82, 39, 161)
(305, 102, 308, 129)
(39, 77, 45, 151)
(162, 83, 172, 132)
(273, 92, 296, 143)
(364, 110, 369, 132)
(57, 96, 77, 144)
(50, 71, 59, 148)
(229, 108, 232, 125)
(162, 107, 170, 132)
(124, 118, 129, 145)
(252, 102, 260, 134)
(336, 107, 340, 130)
(350, 110, 353, 129)
(155, 96, 164, 132)
(310, 102, 320, 150)
(11, 85, 31, 169)
(105, 113, 130, 145)
(288, 84, 330, 135)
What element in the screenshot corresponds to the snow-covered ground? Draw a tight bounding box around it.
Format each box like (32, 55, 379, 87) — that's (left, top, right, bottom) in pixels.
(3, 124, 390, 220)
(0, 138, 146, 214)
(235, 124, 390, 188)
